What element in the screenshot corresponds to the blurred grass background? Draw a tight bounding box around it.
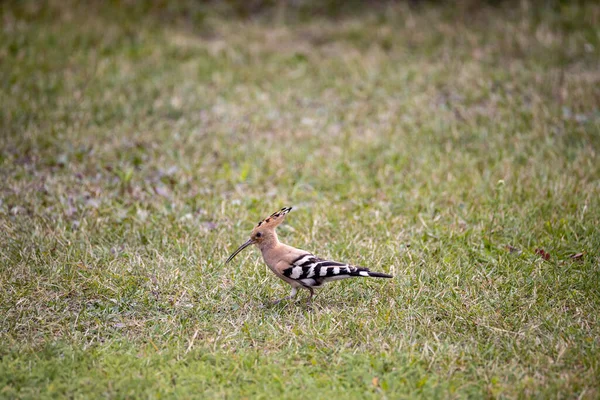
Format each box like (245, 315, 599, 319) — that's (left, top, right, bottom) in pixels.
(1, 0, 599, 398)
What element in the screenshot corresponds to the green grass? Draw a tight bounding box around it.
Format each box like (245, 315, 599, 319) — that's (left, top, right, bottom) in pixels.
(1, 0, 599, 398)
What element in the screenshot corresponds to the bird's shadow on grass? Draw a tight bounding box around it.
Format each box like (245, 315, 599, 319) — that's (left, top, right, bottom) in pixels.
(233, 286, 391, 314)
(253, 296, 369, 314)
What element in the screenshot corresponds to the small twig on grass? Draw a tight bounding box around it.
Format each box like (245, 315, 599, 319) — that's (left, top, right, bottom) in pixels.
(186, 329, 200, 353)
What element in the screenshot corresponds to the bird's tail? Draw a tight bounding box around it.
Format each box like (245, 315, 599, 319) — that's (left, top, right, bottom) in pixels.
(353, 268, 393, 279)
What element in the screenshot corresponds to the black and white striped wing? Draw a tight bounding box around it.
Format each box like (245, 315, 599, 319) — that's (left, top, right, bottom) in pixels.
(282, 253, 366, 288)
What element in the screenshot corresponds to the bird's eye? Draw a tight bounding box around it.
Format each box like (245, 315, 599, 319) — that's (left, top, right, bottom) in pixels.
(256, 232, 262, 238)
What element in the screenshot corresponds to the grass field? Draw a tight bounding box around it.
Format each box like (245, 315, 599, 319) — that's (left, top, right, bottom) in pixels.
(1, 0, 599, 398)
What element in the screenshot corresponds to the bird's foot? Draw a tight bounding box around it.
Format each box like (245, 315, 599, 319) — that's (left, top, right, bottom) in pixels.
(270, 297, 291, 306)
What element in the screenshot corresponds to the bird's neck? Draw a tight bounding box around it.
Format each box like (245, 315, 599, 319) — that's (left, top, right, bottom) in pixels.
(258, 230, 280, 252)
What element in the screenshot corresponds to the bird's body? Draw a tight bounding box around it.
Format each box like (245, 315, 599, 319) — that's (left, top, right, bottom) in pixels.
(226, 207, 393, 304)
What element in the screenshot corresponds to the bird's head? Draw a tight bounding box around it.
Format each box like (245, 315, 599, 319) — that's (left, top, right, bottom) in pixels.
(225, 207, 292, 263)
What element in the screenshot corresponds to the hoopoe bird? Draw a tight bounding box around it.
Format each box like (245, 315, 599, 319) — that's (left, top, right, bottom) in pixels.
(226, 207, 393, 305)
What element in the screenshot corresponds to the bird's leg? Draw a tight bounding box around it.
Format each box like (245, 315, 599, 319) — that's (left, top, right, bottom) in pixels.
(305, 286, 315, 307)
(272, 287, 298, 305)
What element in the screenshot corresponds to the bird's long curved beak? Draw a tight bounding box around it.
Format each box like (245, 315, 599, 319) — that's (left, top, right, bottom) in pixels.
(225, 239, 254, 263)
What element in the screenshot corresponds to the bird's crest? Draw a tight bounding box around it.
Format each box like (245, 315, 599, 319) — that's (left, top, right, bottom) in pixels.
(255, 207, 292, 230)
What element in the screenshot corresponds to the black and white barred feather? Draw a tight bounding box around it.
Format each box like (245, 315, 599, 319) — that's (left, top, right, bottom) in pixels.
(282, 253, 392, 288)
